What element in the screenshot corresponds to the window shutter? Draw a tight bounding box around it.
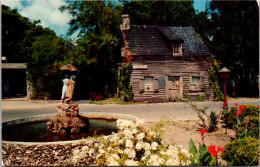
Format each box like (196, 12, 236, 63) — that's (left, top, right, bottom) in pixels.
(139, 79, 144, 93)
(154, 78, 159, 91)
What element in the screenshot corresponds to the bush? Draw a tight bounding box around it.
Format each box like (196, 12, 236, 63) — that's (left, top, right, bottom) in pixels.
(189, 101, 220, 132)
(239, 116, 259, 138)
(71, 119, 191, 166)
(221, 137, 259, 166)
(118, 62, 133, 102)
(223, 104, 259, 128)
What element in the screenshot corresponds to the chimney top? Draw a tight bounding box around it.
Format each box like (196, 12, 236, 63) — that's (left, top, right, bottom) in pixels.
(122, 14, 129, 18)
(120, 14, 130, 31)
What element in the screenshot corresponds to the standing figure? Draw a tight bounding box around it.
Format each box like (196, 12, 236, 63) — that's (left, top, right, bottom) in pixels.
(62, 75, 76, 103)
(61, 74, 70, 102)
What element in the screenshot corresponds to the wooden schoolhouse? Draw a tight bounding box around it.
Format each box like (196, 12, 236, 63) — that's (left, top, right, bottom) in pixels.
(119, 14, 213, 102)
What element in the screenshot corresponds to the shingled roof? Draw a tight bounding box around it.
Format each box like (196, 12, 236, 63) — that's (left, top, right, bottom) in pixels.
(122, 25, 211, 56)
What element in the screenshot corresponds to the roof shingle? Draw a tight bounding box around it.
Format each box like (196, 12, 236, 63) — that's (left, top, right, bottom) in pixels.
(122, 25, 211, 56)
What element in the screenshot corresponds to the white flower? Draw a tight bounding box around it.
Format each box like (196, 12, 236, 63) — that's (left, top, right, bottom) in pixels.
(147, 154, 160, 166)
(111, 154, 120, 161)
(157, 157, 165, 165)
(125, 159, 139, 166)
(118, 139, 124, 144)
(149, 131, 156, 138)
(144, 142, 151, 151)
(177, 145, 183, 149)
(151, 142, 159, 150)
(125, 139, 134, 148)
(136, 119, 145, 126)
(123, 129, 134, 139)
(131, 128, 138, 134)
(81, 146, 89, 152)
(108, 146, 113, 152)
(124, 148, 136, 159)
(166, 145, 178, 156)
(135, 142, 143, 150)
(109, 134, 120, 143)
(73, 149, 80, 155)
(166, 158, 179, 165)
(181, 148, 190, 157)
(88, 148, 95, 156)
(99, 149, 105, 154)
(160, 150, 166, 155)
(136, 133, 145, 141)
(117, 119, 136, 131)
(72, 155, 81, 163)
(144, 150, 151, 156)
(107, 159, 119, 166)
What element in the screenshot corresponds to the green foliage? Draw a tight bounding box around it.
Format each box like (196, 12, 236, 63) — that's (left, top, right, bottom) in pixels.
(60, 1, 123, 97)
(2, 5, 31, 62)
(118, 62, 133, 102)
(198, 94, 204, 101)
(239, 116, 259, 138)
(189, 139, 215, 166)
(183, 90, 189, 100)
(208, 56, 224, 101)
(207, 1, 259, 97)
(223, 104, 259, 128)
(221, 137, 259, 166)
(189, 101, 220, 132)
(123, 1, 197, 27)
(208, 111, 218, 132)
(27, 35, 71, 99)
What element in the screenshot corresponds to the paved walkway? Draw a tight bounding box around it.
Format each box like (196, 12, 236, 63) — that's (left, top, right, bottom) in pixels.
(2, 97, 259, 122)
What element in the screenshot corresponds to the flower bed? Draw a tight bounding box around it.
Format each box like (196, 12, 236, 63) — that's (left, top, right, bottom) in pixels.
(72, 119, 191, 166)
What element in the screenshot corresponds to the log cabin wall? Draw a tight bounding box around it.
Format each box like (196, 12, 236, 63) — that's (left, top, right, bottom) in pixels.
(131, 56, 213, 102)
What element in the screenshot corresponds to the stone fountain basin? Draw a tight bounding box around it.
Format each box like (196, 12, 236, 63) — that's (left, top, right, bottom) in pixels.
(2, 112, 141, 166)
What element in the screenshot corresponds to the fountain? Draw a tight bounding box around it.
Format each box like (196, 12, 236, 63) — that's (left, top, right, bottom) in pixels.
(2, 64, 141, 166)
(46, 65, 88, 134)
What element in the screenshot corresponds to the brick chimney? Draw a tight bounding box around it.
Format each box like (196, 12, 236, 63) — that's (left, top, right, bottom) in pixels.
(120, 14, 130, 31)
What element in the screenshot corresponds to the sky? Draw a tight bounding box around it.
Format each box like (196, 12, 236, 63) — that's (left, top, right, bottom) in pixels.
(2, 0, 207, 39)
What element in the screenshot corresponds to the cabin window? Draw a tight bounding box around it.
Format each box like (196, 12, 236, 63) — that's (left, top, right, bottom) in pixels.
(191, 76, 201, 90)
(168, 76, 180, 89)
(140, 76, 159, 93)
(144, 77, 154, 91)
(173, 43, 183, 56)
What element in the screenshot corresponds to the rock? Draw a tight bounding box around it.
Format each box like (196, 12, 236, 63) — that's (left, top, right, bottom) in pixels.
(46, 101, 88, 134)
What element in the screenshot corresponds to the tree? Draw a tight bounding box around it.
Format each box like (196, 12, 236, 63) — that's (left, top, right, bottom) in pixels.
(207, 0, 259, 97)
(122, 0, 197, 27)
(60, 1, 123, 97)
(28, 34, 72, 99)
(2, 5, 30, 62)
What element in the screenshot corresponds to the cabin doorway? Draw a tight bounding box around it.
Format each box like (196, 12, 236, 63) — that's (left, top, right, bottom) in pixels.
(166, 76, 183, 101)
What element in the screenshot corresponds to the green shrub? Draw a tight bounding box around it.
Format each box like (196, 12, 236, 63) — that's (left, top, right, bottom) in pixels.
(208, 111, 218, 132)
(221, 137, 259, 166)
(198, 95, 205, 101)
(239, 116, 259, 138)
(223, 104, 259, 128)
(118, 62, 133, 102)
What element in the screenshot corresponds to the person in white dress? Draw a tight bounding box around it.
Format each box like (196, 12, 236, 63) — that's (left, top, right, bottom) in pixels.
(61, 74, 70, 102)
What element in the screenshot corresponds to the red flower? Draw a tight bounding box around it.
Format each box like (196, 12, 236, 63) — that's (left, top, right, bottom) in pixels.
(236, 110, 242, 116)
(258, 106, 259, 109)
(208, 145, 223, 158)
(217, 146, 224, 153)
(208, 145, 218, 157)
(240, 105, 246, 111)
(235, 103, 238, 106)
(222, 100, 228, 107)
(200, 129, 207, 134)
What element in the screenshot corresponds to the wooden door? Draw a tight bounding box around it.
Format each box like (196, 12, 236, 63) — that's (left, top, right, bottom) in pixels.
(167, 76, 183, 101)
